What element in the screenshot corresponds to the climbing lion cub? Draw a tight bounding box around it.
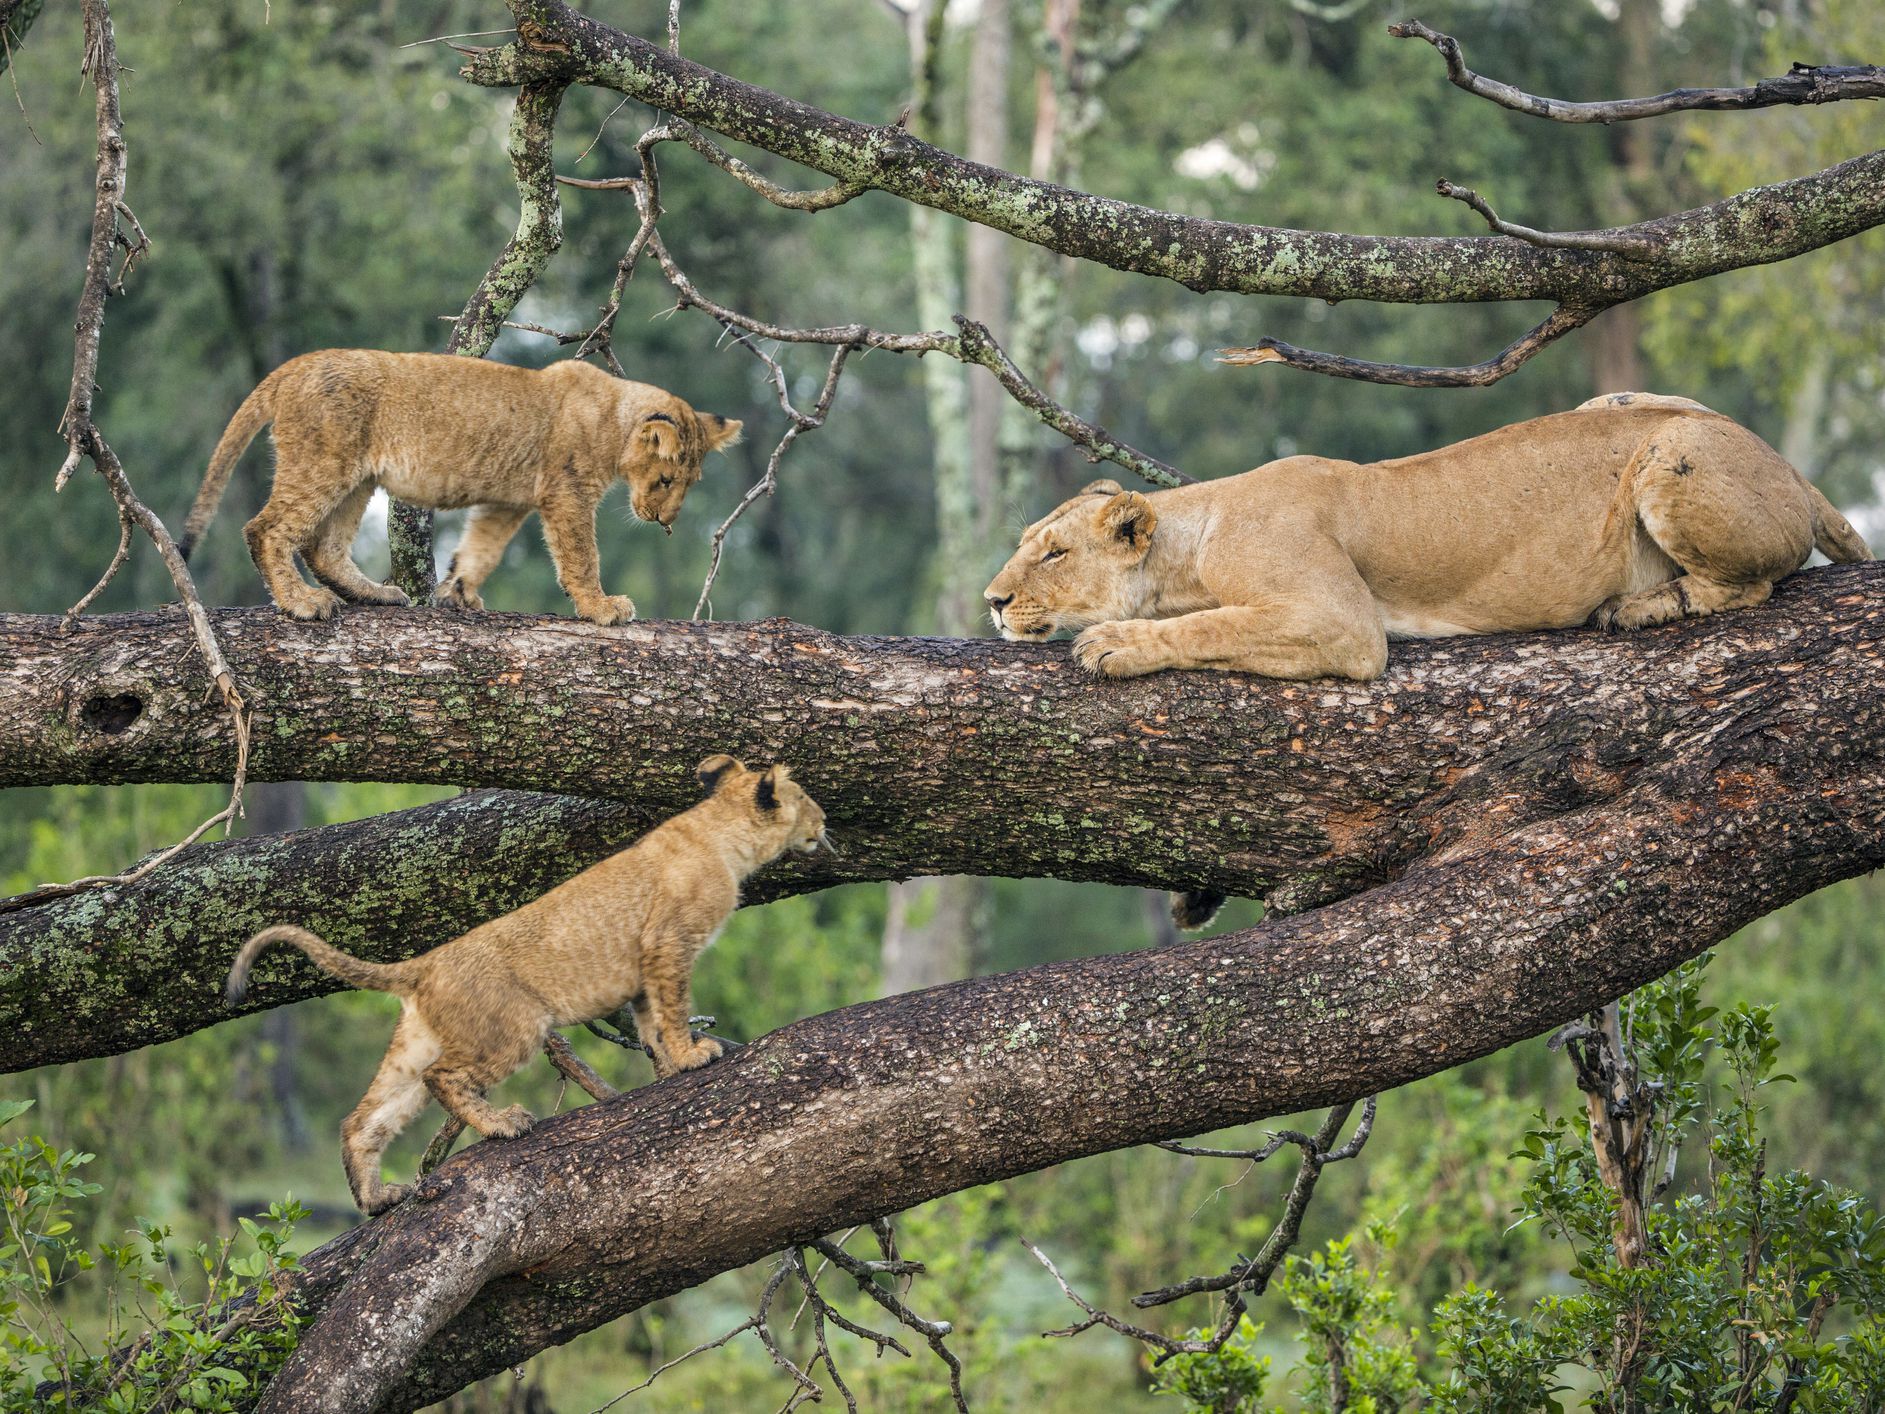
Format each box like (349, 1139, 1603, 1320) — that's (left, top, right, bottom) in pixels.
(224, 756, 828, 1216)
(986, 394, 1871, 680)
(179, 350, 742, 624)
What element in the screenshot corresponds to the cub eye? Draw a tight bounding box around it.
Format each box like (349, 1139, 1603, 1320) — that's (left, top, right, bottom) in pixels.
(1041, 548, 1067, 564)
(657, 475, 674, 489)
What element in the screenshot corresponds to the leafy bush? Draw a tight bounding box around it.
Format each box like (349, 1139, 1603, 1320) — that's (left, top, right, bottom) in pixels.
(0, 1100, 306, 1411)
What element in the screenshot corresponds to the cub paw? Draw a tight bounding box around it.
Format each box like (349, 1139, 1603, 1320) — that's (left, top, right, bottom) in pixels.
(485, 1105, 536, 1139)
(363, 1182, 411, 1216)
(673, 1036, 726, 1073)
(1072, 622, 1162, 678)
(435, 578, 485, 612)
(578, 594, 637, 627)
(280, 587, 345, 622)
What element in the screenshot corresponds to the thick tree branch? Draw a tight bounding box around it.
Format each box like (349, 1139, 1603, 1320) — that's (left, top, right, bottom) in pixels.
(1389, 19, 1885, 123)
(3, 565, 1879, 1071)
(453, 4, 1885, 310)
(238, 640, 1881, 1408)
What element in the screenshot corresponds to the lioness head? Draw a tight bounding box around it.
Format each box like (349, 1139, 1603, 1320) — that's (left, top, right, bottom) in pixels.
(696, 754, 832, 855)
(984, 479, 1158, 640)
(622, 399, 743, 532)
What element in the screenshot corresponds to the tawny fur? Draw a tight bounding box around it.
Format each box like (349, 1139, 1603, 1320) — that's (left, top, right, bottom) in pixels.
(179, 350, 742, 624)
(224, 756, 826, 1216)
(986, 393, 1872, 682)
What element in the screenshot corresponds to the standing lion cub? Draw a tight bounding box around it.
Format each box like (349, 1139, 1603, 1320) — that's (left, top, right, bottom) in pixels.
(179, 350, 742, 624)
(224, 755, 827, 1216)
(986, 393, 1871, 681)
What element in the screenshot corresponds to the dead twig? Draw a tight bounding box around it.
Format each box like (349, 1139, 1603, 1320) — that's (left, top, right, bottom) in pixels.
(1389, 19, 1885, 123)
(1220, 305, 1600, 388)
(1435, 179, 1664, 258)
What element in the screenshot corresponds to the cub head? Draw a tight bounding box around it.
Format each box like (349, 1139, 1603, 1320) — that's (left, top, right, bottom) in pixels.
(621, 395, 743, 533)
(983, 479, 1158, 640)
(697, 754, 831, 855)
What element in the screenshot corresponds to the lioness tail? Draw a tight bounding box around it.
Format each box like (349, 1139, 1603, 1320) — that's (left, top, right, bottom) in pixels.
(225, 925, 408, 1007)
(179, 376, 277, 561)
(1806, 482, 1872, 564)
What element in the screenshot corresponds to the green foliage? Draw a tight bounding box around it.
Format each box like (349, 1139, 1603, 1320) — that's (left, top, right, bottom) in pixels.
(1431, 960, 1885, 1411)
(1276, 1225, 1422, 1414)
(1150, 1316, 1271, 1414)
(0, 1101, 307, 1411)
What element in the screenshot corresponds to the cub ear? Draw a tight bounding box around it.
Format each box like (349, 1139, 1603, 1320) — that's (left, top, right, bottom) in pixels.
(702, 414, 744, 452)
(1094, 490, 1158, 557)
(1080, 478, 1124, 497)
(697, 754, 741, 790)
(754, 763, 788, 813)
(640, 411, 683, 458)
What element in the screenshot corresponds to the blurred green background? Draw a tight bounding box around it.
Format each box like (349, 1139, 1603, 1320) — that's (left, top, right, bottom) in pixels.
(2, 0, 1881, 1407)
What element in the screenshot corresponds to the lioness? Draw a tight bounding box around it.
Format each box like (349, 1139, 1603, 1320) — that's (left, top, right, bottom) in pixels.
(987, 394, 1870, 681)
(179, 350, 742, 624)
(224, 755, 828, 1215)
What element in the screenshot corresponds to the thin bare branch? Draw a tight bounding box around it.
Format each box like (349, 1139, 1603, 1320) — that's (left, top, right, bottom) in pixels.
(1389, 19, 1885, 123)
(1436, 179, 1664, 258)
(1219, 304, 1599, 388)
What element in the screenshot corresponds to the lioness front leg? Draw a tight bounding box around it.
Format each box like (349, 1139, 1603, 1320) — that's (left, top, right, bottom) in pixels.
(1075, 604, 1387, 681)
(539, 494, 636, 625)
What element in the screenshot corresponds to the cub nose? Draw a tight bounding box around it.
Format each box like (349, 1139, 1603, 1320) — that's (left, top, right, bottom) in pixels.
(986, 592, 1013, 610)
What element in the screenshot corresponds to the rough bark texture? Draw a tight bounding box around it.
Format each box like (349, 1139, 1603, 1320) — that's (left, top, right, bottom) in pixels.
(457, 2, 1885, 307)
(246, 581, 1882, 1408)
(4, 564, 1880, 1073)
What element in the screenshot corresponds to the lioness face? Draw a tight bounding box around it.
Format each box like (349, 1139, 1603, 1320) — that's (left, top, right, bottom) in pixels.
(984, 480, 1159, 640)
(622, 405, 743, 531)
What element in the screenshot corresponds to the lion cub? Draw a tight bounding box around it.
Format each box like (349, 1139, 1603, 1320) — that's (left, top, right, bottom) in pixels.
(224, 756, 826, 1216)
(179, 350, 742, 624)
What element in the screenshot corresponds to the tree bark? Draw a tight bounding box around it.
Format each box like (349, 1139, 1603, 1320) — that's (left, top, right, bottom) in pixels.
(4, 564, 1880, 1071)
(238, 591, 1881, 1407)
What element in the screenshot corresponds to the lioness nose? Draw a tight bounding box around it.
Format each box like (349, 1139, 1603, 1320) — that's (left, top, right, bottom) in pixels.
(986, 592, 1013, 610)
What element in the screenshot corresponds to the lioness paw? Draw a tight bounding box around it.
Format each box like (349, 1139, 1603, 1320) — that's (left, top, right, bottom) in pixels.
(1073, 622, 1164, 678)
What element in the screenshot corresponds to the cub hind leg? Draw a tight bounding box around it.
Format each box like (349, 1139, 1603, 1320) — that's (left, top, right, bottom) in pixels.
(304, 480, 409, 606)
(340, 1010, 440, 1215)
(1595, 416, 1816, 632)
(244, 432, 367, 621)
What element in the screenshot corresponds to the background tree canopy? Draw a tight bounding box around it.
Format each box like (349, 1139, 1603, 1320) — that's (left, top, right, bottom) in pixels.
(1, 0, 1882, 1408)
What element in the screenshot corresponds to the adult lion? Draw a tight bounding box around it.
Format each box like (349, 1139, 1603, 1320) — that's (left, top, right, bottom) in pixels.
(985, 394, 1871, 681)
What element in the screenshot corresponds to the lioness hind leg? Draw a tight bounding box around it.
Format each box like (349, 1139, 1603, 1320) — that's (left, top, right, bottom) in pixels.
(306, 481, 408, 606)
(1594, 575, 1772, 632)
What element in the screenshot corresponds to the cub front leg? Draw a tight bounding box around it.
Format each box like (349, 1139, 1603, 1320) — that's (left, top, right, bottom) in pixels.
(538, 492, 636, 625)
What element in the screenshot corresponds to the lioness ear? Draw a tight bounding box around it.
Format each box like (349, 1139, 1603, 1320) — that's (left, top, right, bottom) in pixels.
(1095, 490, 1158, 557)
(702, 414, 743, 452)
(640, 412, 683, 458)
(697, 754, 740, 790)
(755, 764, 786, 812)
(1081, 478, 1124, 497)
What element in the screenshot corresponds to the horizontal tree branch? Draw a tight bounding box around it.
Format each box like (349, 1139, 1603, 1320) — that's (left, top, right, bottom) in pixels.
(451, 3, 1885, 308)
(242, 618, 1883, 1407)
(4, 565, 1880, 1072)
(1389, 19, 1885, 124)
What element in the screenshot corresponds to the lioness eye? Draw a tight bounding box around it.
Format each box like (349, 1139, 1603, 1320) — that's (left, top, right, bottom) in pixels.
(1041, 548, 1066, 563)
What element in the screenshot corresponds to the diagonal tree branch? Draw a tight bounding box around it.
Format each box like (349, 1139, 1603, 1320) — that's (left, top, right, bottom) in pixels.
(234, 649, 1881, 1408)
(1388, 19, 1885, 124)
(1220, 304, 1600, 388)
(454, 4, 1885, 311)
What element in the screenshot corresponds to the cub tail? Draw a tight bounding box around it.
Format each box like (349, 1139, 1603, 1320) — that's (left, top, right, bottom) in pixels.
(179, 376, 277, 561)
(225, 924, 408, 1007)
(1805, 481, 1873, 564)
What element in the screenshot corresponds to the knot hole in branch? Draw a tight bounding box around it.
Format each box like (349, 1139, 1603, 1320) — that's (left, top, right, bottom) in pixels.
(80, 692, 144, 735)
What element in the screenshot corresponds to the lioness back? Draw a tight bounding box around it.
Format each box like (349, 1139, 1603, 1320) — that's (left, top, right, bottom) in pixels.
(986, 398, 1869, 682)
(180, 349, 742, 625)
